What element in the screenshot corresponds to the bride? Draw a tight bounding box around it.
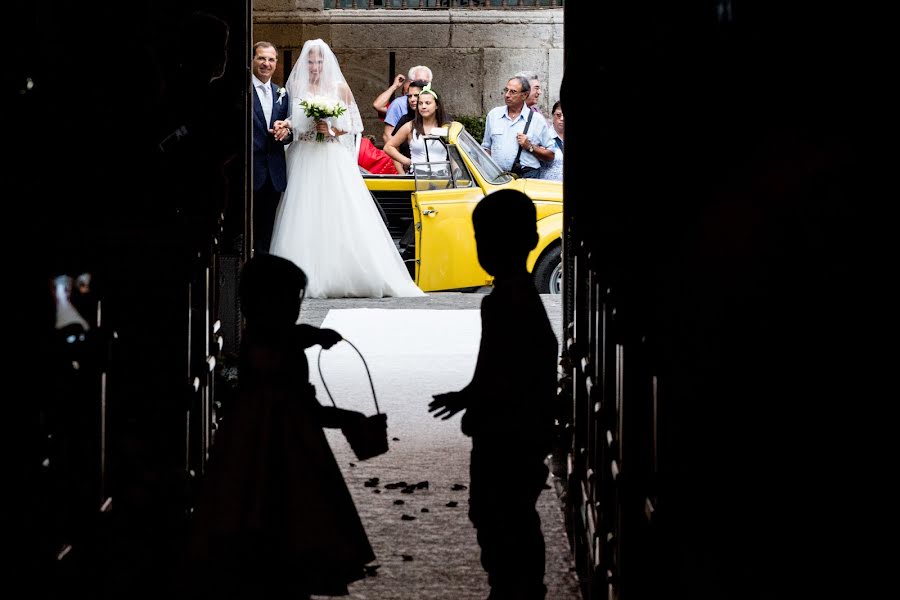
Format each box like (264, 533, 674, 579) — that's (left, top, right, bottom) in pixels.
(270, 39, 424, 298)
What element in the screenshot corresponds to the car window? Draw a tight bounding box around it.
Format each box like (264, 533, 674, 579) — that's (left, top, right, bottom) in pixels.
(447, 146, 474, 188)
(456, 129, 513, 185)
(413, 160, 454, 191)
(412, 135, 463, 191)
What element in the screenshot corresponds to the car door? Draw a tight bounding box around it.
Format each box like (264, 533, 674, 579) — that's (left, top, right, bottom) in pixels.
(411, 144, 492, 291)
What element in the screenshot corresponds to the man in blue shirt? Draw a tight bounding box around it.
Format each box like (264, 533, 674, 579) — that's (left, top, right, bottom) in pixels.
(482, 76, 554, 179)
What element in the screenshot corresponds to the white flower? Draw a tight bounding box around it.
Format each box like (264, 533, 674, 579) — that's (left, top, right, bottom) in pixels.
(299, 96, 347, 118)
(298, 96, 348, 142)
(276, 87, 286, 104)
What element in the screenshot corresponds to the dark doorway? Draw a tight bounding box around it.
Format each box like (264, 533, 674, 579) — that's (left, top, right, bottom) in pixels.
(15, 2, 250, 596)
(561, 2, 887, 598)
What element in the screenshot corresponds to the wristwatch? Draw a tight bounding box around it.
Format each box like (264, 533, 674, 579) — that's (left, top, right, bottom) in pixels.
(528, 144, 535, 153)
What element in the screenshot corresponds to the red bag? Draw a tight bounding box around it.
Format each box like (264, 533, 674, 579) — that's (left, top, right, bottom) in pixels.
(358, 136, 399, 175)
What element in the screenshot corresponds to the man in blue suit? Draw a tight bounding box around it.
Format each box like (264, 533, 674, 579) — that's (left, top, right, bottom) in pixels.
(252, 41, 292, 254)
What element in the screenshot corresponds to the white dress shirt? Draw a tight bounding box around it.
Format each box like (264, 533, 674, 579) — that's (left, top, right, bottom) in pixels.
(253, 74, 273, 127)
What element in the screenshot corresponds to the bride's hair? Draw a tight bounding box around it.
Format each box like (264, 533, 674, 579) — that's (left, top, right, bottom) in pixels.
(284, 39, 364, 149)
(285, 39, 348, 99)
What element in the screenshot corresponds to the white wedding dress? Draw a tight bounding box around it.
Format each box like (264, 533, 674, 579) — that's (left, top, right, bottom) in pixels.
(270, 99, 425, 299)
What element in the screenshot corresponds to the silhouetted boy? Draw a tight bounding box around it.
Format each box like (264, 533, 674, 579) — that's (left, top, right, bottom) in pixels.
(185, 254, 375, 599)
(429, 189, 558, 600)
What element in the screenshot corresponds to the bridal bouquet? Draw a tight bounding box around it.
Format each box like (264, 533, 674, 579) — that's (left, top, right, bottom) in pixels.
(299, 96, 348, 142)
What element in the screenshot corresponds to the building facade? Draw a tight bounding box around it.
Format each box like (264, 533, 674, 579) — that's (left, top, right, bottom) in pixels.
(254, 1, 563, 137)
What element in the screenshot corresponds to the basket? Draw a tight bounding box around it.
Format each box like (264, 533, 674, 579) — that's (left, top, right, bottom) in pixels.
(341, 412, 388, 460)
(317, 339, 388, 461)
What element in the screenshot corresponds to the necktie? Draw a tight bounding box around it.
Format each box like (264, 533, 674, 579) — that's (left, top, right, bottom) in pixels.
(261, 84, 272, 126)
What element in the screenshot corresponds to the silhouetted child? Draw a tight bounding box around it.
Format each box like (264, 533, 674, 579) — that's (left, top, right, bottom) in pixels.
(185, 254, 374, 599)
(429, 189, 558, 600)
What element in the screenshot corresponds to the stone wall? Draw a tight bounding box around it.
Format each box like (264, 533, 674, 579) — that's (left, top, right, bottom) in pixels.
(254, 5, 563, 141)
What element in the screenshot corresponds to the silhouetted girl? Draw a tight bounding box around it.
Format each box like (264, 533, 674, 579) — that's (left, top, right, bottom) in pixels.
(186, 254, 374, 598)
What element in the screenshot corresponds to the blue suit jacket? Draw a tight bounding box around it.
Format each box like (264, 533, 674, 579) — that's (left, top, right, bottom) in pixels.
(253, 81, 292, 192)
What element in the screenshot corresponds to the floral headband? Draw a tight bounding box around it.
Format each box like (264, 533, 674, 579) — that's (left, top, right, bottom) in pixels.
(419, 82, 438, 100)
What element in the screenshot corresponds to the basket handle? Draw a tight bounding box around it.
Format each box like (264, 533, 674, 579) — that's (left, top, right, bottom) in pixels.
(316, 338, 380, 415)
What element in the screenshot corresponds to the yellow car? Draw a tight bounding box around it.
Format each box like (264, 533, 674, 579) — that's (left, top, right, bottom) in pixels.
(363, 122, 563, 293)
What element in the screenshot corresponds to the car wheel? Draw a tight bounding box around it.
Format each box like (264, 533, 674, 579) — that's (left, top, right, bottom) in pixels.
(533, 244, 562, 295)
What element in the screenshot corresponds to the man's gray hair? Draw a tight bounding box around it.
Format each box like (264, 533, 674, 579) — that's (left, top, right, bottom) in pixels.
(407, 65, 433, 81)
(516, 71, 538, 82)
(509, 75, 531, 94)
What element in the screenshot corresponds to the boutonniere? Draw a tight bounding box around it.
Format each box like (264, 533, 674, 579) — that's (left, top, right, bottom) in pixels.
(276, 87, 286, 104)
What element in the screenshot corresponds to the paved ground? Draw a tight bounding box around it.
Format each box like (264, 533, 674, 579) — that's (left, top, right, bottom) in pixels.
(300, 292, 579, 600)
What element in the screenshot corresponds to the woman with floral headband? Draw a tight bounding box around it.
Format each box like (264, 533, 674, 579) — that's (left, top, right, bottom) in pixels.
(383, 83, 449, 175)
(269, 39, 424, 298)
